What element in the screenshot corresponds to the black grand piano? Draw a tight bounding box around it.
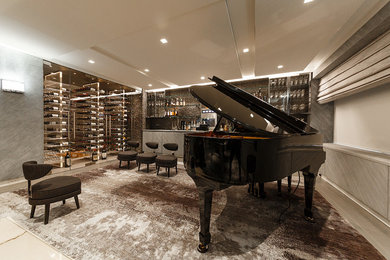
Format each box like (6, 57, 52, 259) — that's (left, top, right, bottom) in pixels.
(184, 76, 325, 253)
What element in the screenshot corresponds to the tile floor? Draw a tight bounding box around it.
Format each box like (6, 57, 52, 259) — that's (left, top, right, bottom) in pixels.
(0, 217, 72, 260)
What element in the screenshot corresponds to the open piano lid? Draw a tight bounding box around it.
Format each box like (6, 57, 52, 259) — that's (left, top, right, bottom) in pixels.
(189, 76, 318, 135)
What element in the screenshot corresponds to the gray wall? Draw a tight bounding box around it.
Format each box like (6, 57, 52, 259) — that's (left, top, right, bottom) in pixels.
(310, 79, 334, 143)
(0, 46, 43, 182)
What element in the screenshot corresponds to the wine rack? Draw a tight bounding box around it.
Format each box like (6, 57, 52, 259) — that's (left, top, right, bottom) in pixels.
(43, 72, 69, 167)
(104, 90, 127, 151)
(70, 83, 105, 157)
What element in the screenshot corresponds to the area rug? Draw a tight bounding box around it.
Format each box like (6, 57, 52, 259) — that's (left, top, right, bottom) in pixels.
(0, 163, 384, 260)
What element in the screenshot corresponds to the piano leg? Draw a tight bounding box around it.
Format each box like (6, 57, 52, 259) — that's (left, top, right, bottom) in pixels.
(259, 183, 266, 198)
(198, 189, 213, 253)
(277, 180, 282, 195)
(303, 171, 316, 222)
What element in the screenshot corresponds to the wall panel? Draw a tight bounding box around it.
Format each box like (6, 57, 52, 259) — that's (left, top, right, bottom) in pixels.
(0, 46, 43, 182)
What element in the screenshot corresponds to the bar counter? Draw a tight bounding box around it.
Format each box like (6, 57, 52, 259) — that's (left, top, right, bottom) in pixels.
(142, 129, 207, 157)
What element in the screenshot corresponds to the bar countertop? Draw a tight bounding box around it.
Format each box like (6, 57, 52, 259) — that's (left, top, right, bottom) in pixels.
(143, 129, 206, 133)
(142, 129, 207, 157)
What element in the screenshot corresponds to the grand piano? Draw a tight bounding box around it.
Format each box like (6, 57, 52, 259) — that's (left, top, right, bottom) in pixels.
(184, 76, 326, 253)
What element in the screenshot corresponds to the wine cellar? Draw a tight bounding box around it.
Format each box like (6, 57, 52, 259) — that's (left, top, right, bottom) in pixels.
(43, 65, 140, 169)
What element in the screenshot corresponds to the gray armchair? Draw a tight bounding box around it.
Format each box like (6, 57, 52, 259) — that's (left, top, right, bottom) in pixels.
(22, 161, 81, 224)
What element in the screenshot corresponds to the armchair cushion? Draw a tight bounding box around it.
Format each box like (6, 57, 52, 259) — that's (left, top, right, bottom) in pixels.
(31, 176, 81, 200)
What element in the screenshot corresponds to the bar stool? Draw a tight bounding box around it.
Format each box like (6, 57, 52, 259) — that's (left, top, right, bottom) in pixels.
(117, 141, 139, 169)
(156, 143, 178, 177)
(136, 142, 158, 172)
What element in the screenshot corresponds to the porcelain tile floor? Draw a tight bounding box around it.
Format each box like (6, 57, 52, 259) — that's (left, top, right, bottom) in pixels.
(0, 217, 72, 260)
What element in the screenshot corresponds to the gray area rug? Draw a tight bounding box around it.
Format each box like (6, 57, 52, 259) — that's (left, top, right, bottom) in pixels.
(0, 163, 384, 260)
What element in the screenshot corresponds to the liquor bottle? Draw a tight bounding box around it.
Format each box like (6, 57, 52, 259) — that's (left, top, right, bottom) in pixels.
(92, 150, 98, 161)
(65, 152, 71, 167)
(101, 149, 107, 160)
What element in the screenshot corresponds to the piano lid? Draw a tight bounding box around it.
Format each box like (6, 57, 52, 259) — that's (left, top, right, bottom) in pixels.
(189, 76, 318, 134)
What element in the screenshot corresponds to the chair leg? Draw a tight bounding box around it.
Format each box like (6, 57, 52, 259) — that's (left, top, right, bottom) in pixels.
(74, 195, 80, 209)
(277, 180, 282, 195)
(138, 162, 140, 171)
(157, 166, 159, 175)
(30, 205, 36, 218)
(147, 164, 149, 173)
(168, 167, 170, 178)
(119, 160, 122, 168)
(288, 175, 292, 193)
(176, 165, 177, 174)
(127, 160, 130, 169)
(44, 204, 50, 224)
(62, 200, 66, 204)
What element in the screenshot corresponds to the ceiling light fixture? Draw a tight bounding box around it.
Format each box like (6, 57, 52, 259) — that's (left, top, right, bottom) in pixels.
(304, 0, 314, 3)
(160, 38, 168, 44)
(88, 59, 95, 64)
(200, 76, 205, 80)
(144, 69, 149, 72)
(148, 84, 152, 87)
(277, 65, 284, 69)
(243, 48, 249, 53)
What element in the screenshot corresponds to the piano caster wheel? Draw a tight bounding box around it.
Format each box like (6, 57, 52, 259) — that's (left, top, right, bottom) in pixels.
(304, 215, 315, 223)
(197, 243, 209, 253)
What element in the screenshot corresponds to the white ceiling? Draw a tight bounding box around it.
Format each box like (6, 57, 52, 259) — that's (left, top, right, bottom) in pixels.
(0, 0, 388, 91)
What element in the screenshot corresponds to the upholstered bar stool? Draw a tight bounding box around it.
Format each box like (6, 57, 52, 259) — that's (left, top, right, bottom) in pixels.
(156, 143, 178, 177)
(118, 141, 139, 168)
(136, 142, 158, 172)
(22, 161, 81, 224)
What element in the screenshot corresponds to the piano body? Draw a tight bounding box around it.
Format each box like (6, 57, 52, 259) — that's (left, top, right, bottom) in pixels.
(184, 76, 326, 253)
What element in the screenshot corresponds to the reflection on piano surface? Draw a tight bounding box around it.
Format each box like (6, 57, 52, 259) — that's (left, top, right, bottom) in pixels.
(184, 76, 325, 253)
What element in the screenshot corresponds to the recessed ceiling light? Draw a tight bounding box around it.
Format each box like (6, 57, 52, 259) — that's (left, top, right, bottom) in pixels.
(160, 38, 168, 44)
(200, 76, 205, 80)
(73, 72, 76, 75)
(88, 59, 95, 64)
(250, 113, 254, 118)
(243, 48, 249, 53)
(148, 84, 152, 87)
(304, 0, 314, 3)
(144, 69, 149, 72)
(277, 65, 284, 69)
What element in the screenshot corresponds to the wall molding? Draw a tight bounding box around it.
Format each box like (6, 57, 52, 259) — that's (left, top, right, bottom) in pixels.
(321, 175, 390, 229)
(322, 143, 390, 224)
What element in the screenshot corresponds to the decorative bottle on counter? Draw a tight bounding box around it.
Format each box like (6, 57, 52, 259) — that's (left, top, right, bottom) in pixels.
(65, 152, 71, 167)
(92, 150, 98, 162)
(101, 149, 107, 160)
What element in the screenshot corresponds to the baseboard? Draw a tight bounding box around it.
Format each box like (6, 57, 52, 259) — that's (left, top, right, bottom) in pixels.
(321, 176, 390, 228)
